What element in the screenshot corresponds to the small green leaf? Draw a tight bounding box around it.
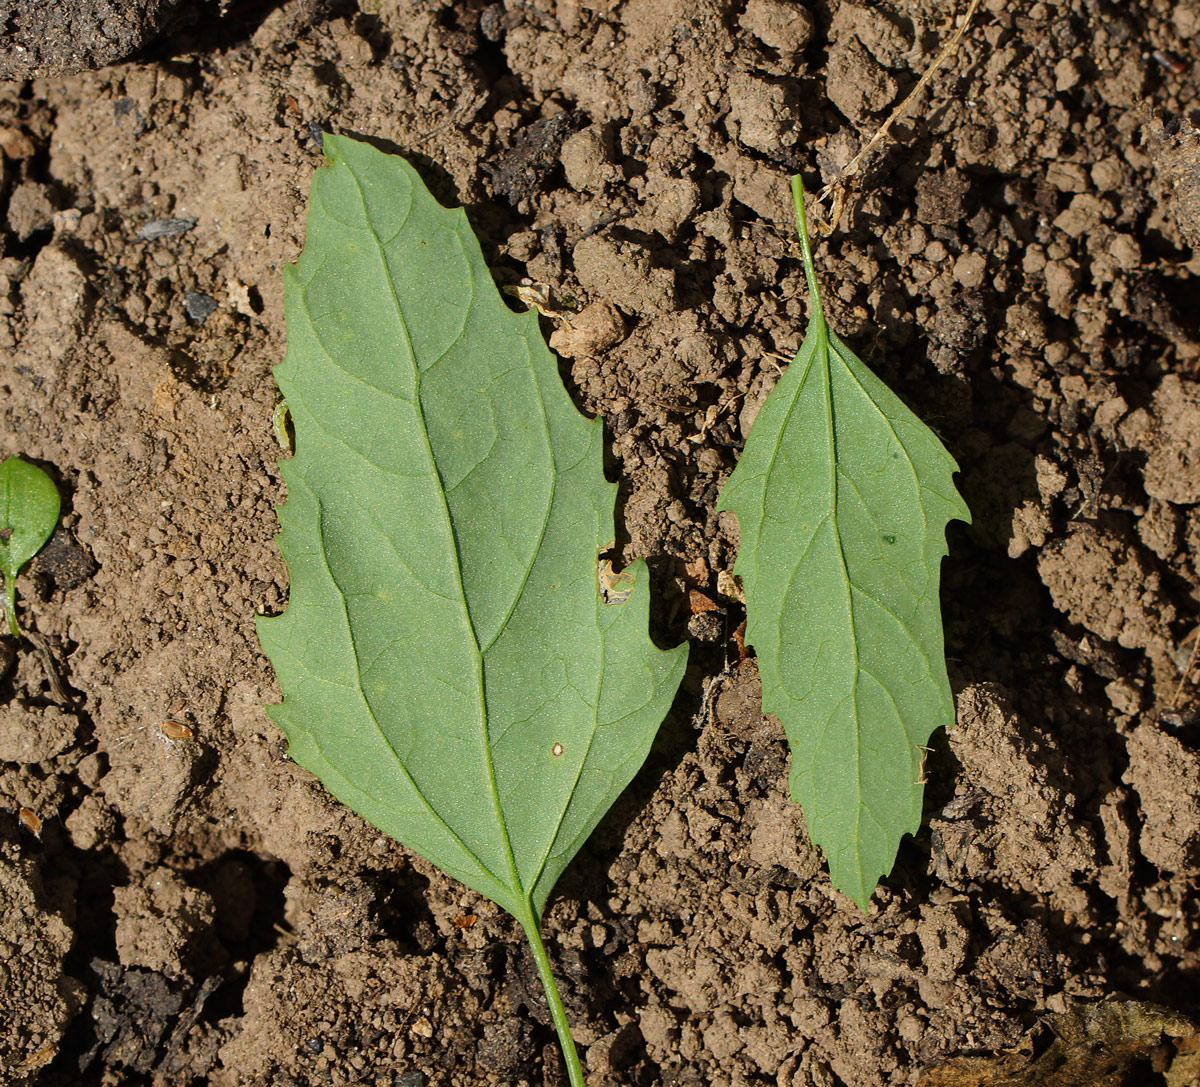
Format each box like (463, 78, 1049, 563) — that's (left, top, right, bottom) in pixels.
(0, 456, 61, 638)
(717, 179, 970, 909)
(256, 134, 687, 1083)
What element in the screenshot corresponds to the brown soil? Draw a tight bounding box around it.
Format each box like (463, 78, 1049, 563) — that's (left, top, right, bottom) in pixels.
(1, 1, 1199, 1085)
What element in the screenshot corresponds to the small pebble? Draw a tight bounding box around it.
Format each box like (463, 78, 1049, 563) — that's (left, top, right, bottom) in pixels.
(953, 252, 986, 288)
(137, 216, 197, 241)
(184, 289, 218, 323)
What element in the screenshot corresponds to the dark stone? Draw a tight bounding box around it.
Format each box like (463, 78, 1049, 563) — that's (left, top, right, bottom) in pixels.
(184, 289, 218, 324)
(137, 217, 198, 241)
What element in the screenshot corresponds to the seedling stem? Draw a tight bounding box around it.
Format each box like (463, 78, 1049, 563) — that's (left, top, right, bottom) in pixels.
(790, 177, 825, 329)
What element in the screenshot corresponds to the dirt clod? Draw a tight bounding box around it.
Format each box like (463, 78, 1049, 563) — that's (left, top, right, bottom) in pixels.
(0, 820, 79, 1082)
(1147, 113, 1200, 249)
(114, 870, 220, 977)
(549, 300, 626, 359)
(0, 0, 183, 80)
(0, 702, 77, 764)
(740, 0, 815, 54)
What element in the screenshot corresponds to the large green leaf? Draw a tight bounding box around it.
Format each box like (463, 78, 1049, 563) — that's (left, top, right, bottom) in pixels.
(717, 180, 969, 909)
(256, 134, 687, 938)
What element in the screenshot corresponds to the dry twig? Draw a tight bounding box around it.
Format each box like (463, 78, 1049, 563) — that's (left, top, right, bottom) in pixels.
(813, 0, 983, 234)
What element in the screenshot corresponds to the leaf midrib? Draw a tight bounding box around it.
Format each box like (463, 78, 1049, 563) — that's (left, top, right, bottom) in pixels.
(337, 163, 574, 913)
(814, 313, 869, 885)
(341, 168, 524, 905)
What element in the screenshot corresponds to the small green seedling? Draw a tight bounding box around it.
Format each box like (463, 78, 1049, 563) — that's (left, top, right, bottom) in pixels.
(0, 456, 60, 638)
(257, 134, 686, 1085)
(718, 179, 970, 909)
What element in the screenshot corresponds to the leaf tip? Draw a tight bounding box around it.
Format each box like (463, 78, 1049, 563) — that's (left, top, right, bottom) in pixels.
(320, 130, 344, 163)
(828, 856, 877, 915)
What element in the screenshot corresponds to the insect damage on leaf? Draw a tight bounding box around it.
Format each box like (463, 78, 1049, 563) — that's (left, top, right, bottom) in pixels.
(0, 456, 61, 638)
(256, 133, 687, 1085)
(717, 178, 970, 910)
